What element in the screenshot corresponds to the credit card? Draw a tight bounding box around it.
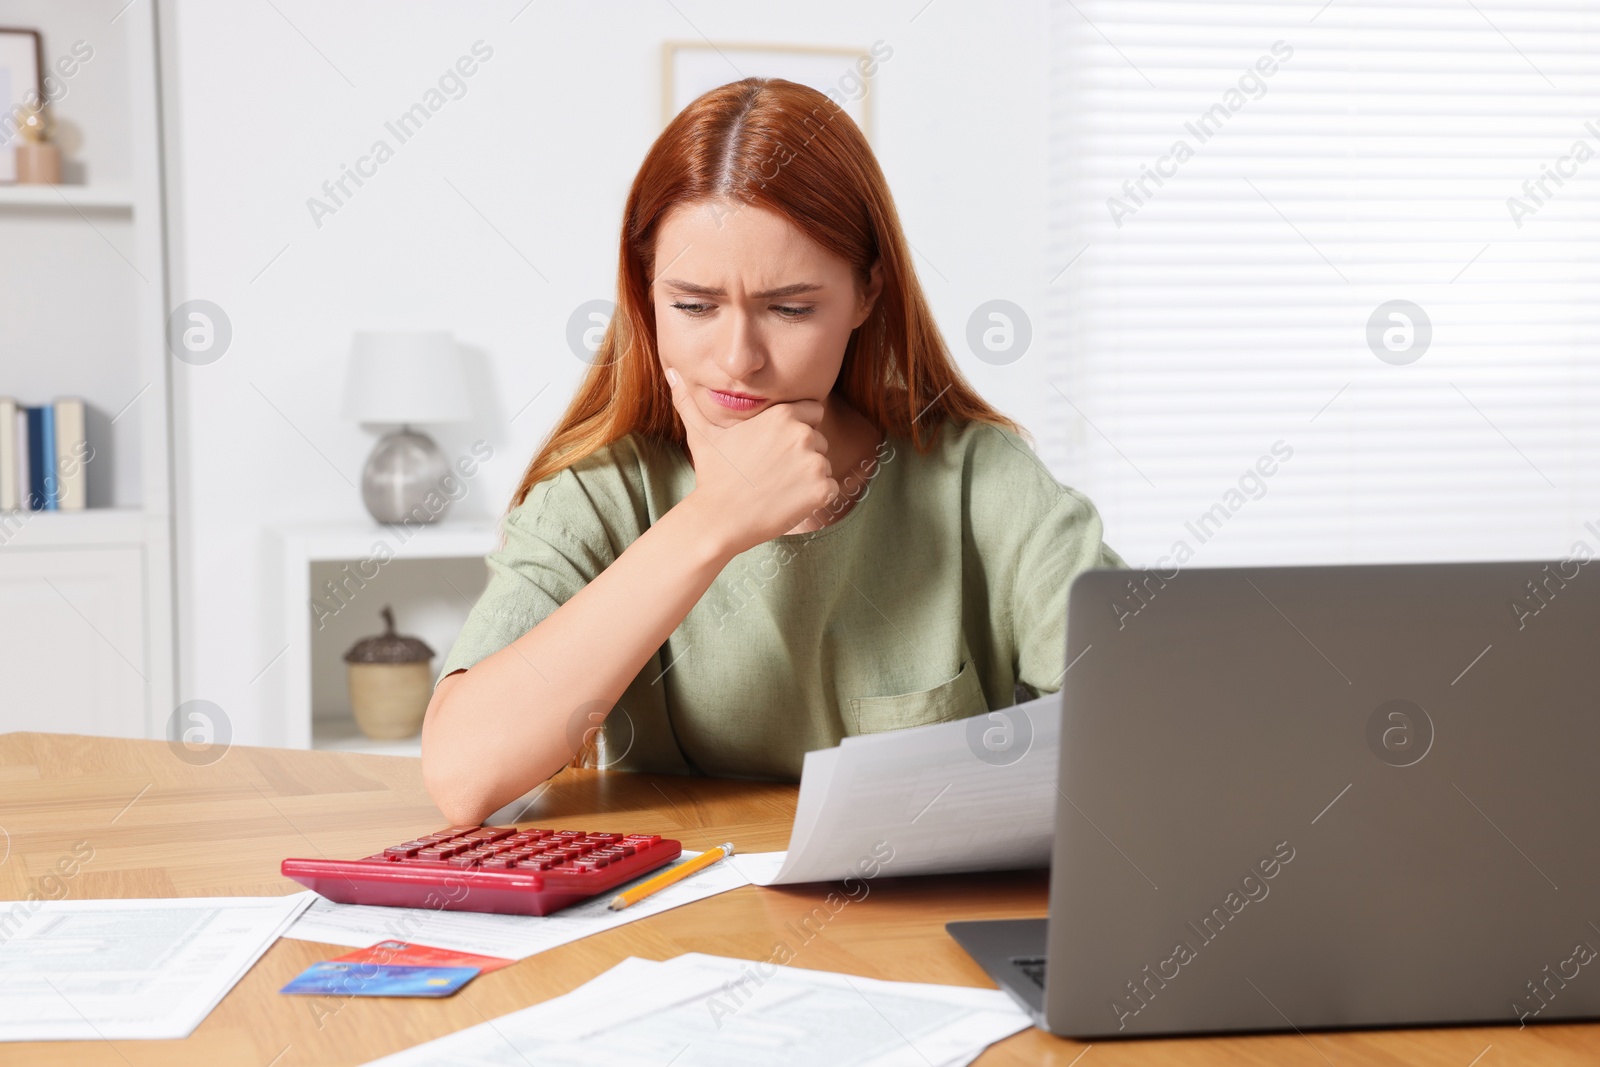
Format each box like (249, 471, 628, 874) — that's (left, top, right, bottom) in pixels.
(332, 939, 514, 974)
(280, 961, 479, 997)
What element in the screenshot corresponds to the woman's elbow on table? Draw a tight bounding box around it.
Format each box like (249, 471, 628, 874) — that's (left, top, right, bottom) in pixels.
(421, 675, 496, 825)
(420, 673, 573, 826)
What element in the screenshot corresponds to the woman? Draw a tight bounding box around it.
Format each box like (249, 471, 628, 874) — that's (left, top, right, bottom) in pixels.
(422, 77, 1125, 825)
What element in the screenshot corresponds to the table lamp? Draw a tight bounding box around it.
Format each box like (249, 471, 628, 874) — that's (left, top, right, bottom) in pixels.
(343, 331, 471, 524)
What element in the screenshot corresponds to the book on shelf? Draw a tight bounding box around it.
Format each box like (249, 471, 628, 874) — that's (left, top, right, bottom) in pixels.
(25, 406, 50, 510)
(0, 398, 15, 512)
(1, 397, 90, 513)
(53, 398, 86, 510)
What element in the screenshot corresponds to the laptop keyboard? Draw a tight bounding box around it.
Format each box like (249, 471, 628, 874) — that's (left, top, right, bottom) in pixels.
(1011, 955, 1047, 989)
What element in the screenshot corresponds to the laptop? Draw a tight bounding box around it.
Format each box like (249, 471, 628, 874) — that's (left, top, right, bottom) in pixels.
(949, 560, 1600, 1038)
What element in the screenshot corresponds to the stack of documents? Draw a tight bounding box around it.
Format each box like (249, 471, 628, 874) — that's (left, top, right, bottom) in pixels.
(361, 952, 1030, 1066)
(750, 691, 1060, 885)
(0, 893, 312, 1041)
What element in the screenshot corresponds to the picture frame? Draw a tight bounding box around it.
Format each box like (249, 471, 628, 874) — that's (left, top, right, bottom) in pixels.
(662, 41, 878, 145)
(0, 27, 43, 183)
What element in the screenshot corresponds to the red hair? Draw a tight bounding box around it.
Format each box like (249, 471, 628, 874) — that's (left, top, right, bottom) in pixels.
(511, 76, 1021, 507)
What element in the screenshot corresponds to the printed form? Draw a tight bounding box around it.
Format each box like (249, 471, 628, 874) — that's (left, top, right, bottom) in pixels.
(750, 691, 1061, 885)
(0, 893, 312, 1041)
(361, 952, 1030, 1067)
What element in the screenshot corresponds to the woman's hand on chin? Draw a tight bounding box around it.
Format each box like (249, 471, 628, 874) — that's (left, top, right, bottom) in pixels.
(667, 366, 839, 554)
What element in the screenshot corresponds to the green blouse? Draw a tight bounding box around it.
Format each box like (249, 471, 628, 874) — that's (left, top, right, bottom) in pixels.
(437, 420, 1126, 780)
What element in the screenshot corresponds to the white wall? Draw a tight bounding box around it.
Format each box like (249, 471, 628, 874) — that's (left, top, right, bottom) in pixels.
(160, 0, 1053, 745)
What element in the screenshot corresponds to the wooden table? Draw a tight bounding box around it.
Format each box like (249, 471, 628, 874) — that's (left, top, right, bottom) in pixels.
(2, 732, 1597, 1066)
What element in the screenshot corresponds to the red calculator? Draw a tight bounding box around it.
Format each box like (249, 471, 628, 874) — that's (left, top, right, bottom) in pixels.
(281, 825, 682, 917)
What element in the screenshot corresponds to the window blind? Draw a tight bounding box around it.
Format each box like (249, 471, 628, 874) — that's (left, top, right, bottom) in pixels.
(1045, 0, 1600, 568)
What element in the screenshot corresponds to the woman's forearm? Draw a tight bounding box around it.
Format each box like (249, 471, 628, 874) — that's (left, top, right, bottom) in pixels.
(421, 492, 735, 824)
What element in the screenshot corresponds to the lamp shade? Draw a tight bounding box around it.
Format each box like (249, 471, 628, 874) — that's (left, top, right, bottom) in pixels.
(342, 331, 471, 425)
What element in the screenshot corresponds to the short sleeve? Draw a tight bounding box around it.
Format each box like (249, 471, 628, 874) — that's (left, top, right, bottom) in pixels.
(434, 449, 642, 683)
(1012, 487, 1125, 694)
(962, 424, 1127, 697)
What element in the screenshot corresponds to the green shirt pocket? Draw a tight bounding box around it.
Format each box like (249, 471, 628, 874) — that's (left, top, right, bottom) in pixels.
(845, 659, 990, 735)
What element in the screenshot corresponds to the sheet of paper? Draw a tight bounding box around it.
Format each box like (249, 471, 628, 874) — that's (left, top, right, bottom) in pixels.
(721, 849, 788, 886)
(360, 952, 1030, 1066)
(751, 692, 1061, 885)
(0, 892, 312, 1041)
(285, 850, 786, 960)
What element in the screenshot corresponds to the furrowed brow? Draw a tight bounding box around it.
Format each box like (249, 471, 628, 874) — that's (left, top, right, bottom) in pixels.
(660, 279, 824, 300)
(753, 283, 824, 299)
(659, 279, 724, 298)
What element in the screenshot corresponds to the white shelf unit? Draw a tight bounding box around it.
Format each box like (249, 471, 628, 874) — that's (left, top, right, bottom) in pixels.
(0, 506, 146, 548)
(0, 184, 134, 210)
(313, 717, 424, 759)
(0, 2, 175, 741)
(269, 518, 500, 754)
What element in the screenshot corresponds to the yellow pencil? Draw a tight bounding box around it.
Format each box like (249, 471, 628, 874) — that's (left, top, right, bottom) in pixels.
(608, 842, 736, 910)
